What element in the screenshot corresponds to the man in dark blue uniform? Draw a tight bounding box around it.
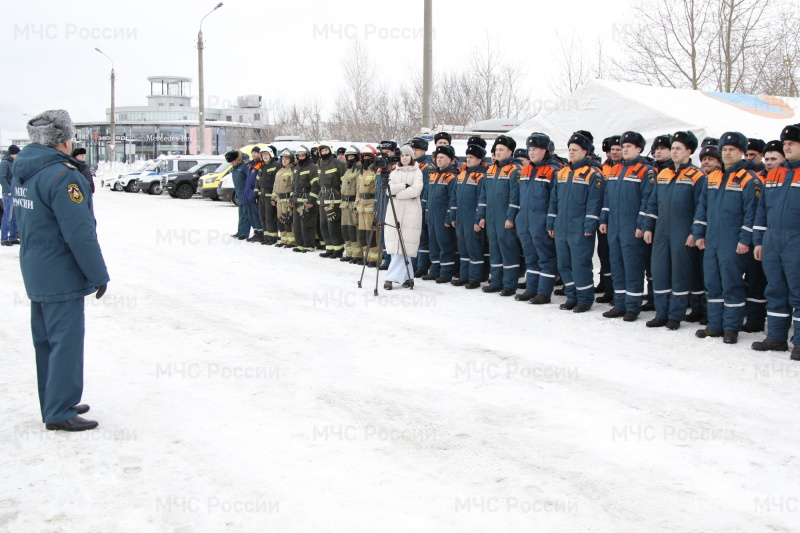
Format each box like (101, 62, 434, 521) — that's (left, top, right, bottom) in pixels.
(411, 137, 434, 276)
(423, 145, 459, 283)
(752, 123, 800, 360)
(547, 132, 605, 313)
(12, 109, 109, 431)
(694, 132, 761, 344)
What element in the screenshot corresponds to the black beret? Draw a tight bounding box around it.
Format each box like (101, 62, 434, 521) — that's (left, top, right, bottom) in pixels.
(467, 136, 486, 149)
(433, 145, 456, 160)
(764, 140, 784, 156)
(621, 131, 646, 150)
(526, 133, 551, 150)
(719, 131, 748, 153)
(493, 134, 516, 152)
(701, 137, 718, 148)
(671, 131, 698, 153)
(650, 135, 672, 154)
(434, 132, 452, 144)
(747, 138, 766, 153)
(568, 132, 593, 153)
(576, 130, 594, 143)
(699, 145, 722, 162)
(780, 124, 800, 143)
(514, 148, 529, 160)
(71, 147, 87, 157)
(466, 144, 487, 160)
(410, 137, 429, 151)
(225, 150, 239, 163)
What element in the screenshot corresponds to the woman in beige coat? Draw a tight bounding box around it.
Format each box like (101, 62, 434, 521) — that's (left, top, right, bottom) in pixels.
(383, 145, 423, 289)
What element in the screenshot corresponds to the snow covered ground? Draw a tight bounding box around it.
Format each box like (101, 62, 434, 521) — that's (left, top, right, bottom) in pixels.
(2, 182, 800, 533)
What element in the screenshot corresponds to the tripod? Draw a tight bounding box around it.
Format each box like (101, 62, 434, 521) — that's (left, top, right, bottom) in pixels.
(357, 167, 414, 295)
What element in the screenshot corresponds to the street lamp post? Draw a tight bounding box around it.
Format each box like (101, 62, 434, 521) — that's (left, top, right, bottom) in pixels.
(95, 47, 115, 162)
(198, 2, 223, 155)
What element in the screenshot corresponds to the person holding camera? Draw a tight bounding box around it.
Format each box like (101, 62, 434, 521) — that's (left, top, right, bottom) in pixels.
(383, 145, 423, 289)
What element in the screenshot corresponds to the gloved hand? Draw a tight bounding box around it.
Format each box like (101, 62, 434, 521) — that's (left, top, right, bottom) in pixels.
(96, 285, 107, 299)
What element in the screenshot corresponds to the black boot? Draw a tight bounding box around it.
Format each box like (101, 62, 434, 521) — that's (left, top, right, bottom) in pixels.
(435, 277, 452, 284)
(414, 269, 426, 278)
(572, 303, 591, 313)
(595, 294, 614, 304)
(451, 279, 469, 286)
(45, 415, 98, 432)
(791, 345, 800, 361)
(554, 288, 565, 296)
(518, 282, 527, 290)
(751, 338, 789, 352)
(319, 250, 333, 258)
(514, 291, 534, 302)
(421, 274, 437, 281)
(603, 308, 626, 319)
(696, 328, 723, 338)
(482, 285, 502, 293)
(339, 255, 351, 262)
(331, 249, 344, 259)
(383, 281, 393, 291)
(499, 288, 516, 297)
(723, 330, 738, 344)
(666, 320, 681, 330)
(529, 295, 551, 305)
(646, 318, 668, 328)
(641, 301, 655, 312)
(464, 281, 480, 289)
(623, 312, 638, 322)
(560, 301, 577, 310)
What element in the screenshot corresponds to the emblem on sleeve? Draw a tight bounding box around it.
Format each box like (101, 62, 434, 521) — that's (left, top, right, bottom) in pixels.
(67, 183, 84, 204)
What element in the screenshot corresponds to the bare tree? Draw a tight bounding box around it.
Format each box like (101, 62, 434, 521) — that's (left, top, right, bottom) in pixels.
(550, 30, 593, 97)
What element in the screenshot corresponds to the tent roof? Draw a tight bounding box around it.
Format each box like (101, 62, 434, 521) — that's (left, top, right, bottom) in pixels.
(508, 79, 800, 153)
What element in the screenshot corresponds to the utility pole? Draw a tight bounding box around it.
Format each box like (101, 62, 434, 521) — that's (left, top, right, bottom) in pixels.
(95, 48, 115, 162)
(422, 0, 433, 130)
(198, 2, 223, 155)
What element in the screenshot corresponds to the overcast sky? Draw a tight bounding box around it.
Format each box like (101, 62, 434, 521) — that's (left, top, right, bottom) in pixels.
(1, 0, 625, 143)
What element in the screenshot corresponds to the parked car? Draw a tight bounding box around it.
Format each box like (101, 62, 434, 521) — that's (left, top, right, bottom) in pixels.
(217, 173, 238, 205)
(163, 158, 225, 199)
(103, 161, 152, 191)
(135, 155, 223, 195)
(200, 164, 232, 201)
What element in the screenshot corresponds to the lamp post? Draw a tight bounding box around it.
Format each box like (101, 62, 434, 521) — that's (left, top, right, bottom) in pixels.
(198, 2, 223, 155)
(422, 0, 433, 130)
(95, 47, 115, 162)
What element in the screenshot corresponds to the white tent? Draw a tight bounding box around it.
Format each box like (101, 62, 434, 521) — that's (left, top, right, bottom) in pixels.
(508, 80, 800, 154)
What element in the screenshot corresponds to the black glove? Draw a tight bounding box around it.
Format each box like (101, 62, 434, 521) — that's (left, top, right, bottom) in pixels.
(96, 284, 107, 299)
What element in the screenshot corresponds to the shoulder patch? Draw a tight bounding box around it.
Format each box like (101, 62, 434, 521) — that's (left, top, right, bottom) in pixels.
(67, 183, 84, 204)
(62, 161, 77, 170)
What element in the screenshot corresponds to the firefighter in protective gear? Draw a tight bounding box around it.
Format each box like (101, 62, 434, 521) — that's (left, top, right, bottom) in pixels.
(450, 144, 486, 288)
(596, 135, 622, 303)
(598, 131, 655, 321)
(291, 145, 320, 253)
(339, 145, 362, 262)
(478, 135, 522, 296)
(752, 123, 800, 360)
(693, 132, 762, 344)
(411, 137, 434, 276)
(374, 141, 398, 269)
(272, 149, 296, 248)
(516, 133, 563, 304)
(317, 141, 347, 258)
(356, 145, 379, 265)
(547, 132, 605, 313)
(642, 131, 706, 330)
(423, 145, 459, 283)
(256, 146, 280, 245)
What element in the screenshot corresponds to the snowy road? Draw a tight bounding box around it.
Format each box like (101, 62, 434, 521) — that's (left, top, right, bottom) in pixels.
(2, 187, 800, 533)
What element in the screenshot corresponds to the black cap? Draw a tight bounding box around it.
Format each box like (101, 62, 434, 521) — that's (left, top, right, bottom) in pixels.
(780, 124, 800, 143)
(575, 130, 594, 143)
(747, 138, 766, 154)
(467, 136, 486, 149)
(514, 148, 529, 160)
(493, 134, 517, 153)
(699, 145, 722, 163)
(719, 131, 748, 153)
(466, 144, 487, 160)
(410, 137, 429, 151)
(378, 140, 397, 151)
(650, 134, 672, 154)
(701, 137, 718, 148)
(764, 139, 784, 156)
(621, 131, 646, 150)
(527, 133, 550, 150)
(434, 132, 452, 144)
(225, 150, 240, 163)
(671, 131, 698, 153)
(568, 132, 593, 153)
(71, 147, 86, 157)
(336, 147, 347, 155)
(8, 144, 21, 155)
(433, 145, 456, 160)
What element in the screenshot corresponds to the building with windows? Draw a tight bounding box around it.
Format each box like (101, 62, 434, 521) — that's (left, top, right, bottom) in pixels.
(73, 76, 271, 164)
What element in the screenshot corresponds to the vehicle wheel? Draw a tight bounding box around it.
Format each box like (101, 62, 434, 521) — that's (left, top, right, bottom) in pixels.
(176, 183, 194, 199)
(124, 182, 138, 193)
(168, 192, 178, 198)
(148, 182, 163, 195)
(113, 182, 123, 191)
(231, 192, 238, 206)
